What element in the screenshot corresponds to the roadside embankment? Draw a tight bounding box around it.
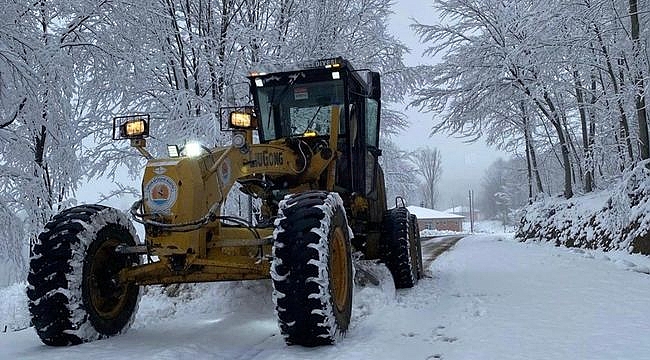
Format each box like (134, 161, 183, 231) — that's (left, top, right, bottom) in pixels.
(516, 162, 650, 255)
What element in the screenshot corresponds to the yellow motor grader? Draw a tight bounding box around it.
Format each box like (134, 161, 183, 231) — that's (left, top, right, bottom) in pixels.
(27, 57, 423, 347)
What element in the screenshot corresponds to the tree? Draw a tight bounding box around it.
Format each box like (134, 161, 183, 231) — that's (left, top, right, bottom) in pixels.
(479, 158, 528, 220)
(411, 147, 442, 208)
(380, 139, 418, 206)
(0, 0, 412, 284)
(628, 0, 649, 161)
(0, 0, 124, 269)
(409, 0, 650, 200)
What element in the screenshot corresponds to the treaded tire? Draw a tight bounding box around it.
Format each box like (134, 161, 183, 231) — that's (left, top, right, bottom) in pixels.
(381, 207, 417, 288)
(409, 213, 424, 279)
(271, 191, 353, 346)
(27, 205, 141, 346)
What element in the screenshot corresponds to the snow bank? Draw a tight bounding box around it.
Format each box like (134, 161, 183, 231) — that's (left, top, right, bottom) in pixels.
(420, 229, 463, 237)
(420, 220, 515, 237)
(0, 279, 274, 336)
(133, 280, 275, 329)
(0, 282, 29, 332)
(516, 161, 650, 254)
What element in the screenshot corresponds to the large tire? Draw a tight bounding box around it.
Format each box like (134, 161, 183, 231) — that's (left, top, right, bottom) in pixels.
(409, 213, 424, 279)
(27, 205, 141, 346)
(271, 191, 353, 346)
(381, 207, 418, 288)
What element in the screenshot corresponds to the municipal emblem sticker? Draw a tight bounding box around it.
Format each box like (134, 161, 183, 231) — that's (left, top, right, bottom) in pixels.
(144, 175, 178, 212)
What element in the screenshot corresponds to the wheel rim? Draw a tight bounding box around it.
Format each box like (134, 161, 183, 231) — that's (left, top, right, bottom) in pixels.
(330, 226, 350, 313)
(88, 238, 131, 320)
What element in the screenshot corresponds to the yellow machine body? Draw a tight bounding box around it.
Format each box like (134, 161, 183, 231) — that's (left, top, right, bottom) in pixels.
(121, 110, 341, 286)
(118, 58, 386, 287)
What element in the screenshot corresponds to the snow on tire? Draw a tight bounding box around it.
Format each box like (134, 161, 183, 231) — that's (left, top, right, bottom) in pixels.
(271, 191, 354, 346)
(381, 207, 417, 289)
(27, 205, 141, 346)
(409, 213, 424, 279)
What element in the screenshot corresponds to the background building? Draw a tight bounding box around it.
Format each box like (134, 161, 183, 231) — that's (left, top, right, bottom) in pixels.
(407, 206, 465, 232)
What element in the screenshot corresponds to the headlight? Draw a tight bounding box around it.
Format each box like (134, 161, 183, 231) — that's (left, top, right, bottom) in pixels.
(184, 142, 205, 157)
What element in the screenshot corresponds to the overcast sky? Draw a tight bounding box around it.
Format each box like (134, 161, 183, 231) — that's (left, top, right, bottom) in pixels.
(387, 0, 508, 209)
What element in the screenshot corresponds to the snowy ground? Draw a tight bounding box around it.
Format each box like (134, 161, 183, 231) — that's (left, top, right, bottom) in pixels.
(419, 220, 516, 238)
(2, 233, 650, 359)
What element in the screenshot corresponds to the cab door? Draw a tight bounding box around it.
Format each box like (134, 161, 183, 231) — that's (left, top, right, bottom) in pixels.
(365, 72, 382, 198)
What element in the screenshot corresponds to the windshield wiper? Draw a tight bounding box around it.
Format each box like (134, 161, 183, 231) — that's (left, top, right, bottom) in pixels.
(304, 106, 322, 133)
(266, 73, 304, 131)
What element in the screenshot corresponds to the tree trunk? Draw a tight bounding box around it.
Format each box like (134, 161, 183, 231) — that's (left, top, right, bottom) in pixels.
(524, 120, 534, 202)
(597, 69, 627, 171)
(562, 111, 583, 187)
(519, 102, 544, 197)
(542, 92, 573, 198)
(512, 72, 569, 197)
(573, 69, 593, 192)
(629, 0, 650, 161)
(216, 0, 231, 102)
(594, 23, 634, 164)
(530, 138, 544, 194)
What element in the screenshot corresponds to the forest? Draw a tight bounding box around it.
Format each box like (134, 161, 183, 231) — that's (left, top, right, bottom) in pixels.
(411, 0, 650, 222)
(2, 0, 650, 284)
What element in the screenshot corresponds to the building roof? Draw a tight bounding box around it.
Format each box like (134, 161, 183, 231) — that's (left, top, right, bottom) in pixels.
(407, 206, 465, 220)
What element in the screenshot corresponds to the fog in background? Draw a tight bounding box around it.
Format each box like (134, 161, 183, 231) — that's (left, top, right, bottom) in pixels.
(388, 0, 508, 210)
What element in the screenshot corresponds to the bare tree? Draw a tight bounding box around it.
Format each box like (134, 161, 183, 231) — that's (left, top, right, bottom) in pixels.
(411, 147, 442, 208)
(628, 0, 649, 161)
(479, 158, 529, 220)
(380, 139, 418, 206)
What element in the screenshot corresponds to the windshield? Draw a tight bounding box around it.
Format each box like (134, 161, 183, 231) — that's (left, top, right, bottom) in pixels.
(256, 80, 345, 142)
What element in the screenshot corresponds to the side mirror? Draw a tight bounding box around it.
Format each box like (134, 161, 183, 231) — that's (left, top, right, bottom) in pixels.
(367, 72, 381, 100)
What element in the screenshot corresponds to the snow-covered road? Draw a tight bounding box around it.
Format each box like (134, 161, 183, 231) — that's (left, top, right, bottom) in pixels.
(2, 234, 650, 359)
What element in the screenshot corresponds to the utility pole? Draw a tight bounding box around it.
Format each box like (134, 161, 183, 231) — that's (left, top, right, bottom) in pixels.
(468, 189, 474, 233)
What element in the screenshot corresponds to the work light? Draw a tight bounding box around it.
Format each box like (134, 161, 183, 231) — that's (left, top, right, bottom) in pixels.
(184, 142, 205, 158)
(229, 112, 253, 129)
(113, 114, 150, 140)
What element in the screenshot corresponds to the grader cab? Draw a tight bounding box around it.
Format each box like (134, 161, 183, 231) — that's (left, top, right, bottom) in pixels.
(27, 57, 423, 347)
